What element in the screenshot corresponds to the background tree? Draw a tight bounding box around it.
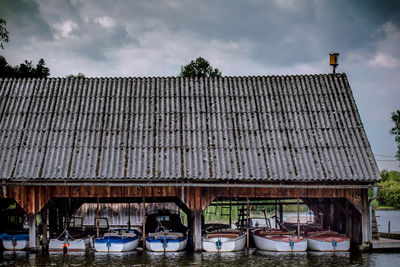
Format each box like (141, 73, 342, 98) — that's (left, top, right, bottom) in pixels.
(35, 58, 50, 77)
(180, 57, 221, 78)
(390, 109, 400, 163)
(0, 18, 9, 49)
(66, 73, 86, 79)
(0, 56, 50, 78)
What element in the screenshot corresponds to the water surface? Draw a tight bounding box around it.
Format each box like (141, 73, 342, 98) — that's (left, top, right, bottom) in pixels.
(1, 250, 400, 267)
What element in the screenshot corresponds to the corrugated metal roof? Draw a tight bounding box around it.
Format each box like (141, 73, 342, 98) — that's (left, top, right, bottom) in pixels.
(0, 74, 380, 182)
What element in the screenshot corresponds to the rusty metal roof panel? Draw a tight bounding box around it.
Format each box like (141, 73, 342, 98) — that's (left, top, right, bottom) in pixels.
(0, 75, 380, 182)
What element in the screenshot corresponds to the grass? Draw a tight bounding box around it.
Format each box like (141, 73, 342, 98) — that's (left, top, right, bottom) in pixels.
(371, 199, 396, 210)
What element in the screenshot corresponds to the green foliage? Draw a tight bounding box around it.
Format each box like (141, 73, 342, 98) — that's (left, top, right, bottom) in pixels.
(391, 110, 400, 163)
(66, 73, 86, 79)
(0, 56, 50, 78)
(0, 18, 9, 49)
(180, 57, 221, 78)
(380, 169, 400, 182)
(377, 179, 400, 209)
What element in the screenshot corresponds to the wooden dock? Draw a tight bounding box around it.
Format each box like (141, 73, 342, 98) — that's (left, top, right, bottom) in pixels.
(372, 237, 400, 250)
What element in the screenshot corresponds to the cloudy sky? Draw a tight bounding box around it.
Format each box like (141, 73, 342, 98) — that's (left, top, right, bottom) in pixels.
(1, 0, 399, 170)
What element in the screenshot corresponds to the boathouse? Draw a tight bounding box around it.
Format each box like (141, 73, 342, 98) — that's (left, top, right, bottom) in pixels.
(0, 74, 380, 251)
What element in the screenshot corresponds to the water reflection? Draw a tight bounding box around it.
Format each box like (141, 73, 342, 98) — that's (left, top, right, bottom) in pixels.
(0, 249, 399, 267)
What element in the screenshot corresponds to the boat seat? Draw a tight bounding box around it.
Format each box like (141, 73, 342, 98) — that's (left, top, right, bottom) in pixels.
(207, 233, 240, 239)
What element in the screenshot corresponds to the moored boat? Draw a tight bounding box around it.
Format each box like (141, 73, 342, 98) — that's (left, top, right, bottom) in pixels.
(252, 228, 307, 252)
(145, 210, 188, 252)
(49, 230, 90, 252)
(202, 229, 246, 252)
(306, 230, 350, 252)
(94, 231, 140, 252)
(0, 233, 29, 251)
(146, 232, 187, 252)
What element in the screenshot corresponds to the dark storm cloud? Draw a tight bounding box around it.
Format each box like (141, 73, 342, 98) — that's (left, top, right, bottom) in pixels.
(0, 0, 53, 41)
(65, 0, 400, 67)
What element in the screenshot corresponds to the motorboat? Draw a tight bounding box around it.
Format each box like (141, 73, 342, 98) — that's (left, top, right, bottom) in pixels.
(94, 230, 140, 252)
(252, 228, 307, 252)
(146, 231, 187, 252)
(145, 210, 188, 252)
(0, 233, 29, 251)
(202, 229, 246, 252)
(305, 230, 350, 252)
(48, 229, 90, 252)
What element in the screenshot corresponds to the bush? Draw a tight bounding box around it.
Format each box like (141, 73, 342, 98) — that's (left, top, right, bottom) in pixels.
(377, 180, 400, 209)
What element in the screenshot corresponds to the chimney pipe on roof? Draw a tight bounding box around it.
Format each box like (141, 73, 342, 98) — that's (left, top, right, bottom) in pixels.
(329, 52, 339, 73)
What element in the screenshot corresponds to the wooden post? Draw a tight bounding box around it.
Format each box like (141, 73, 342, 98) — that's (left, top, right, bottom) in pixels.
(297, 197, 300, 236)
(361, 189, 371, 243)
(142, 192, 146, 250)
(128, 202, 131, 230)
(29, 213, 38, 251)
(330, 200, 335, 230)
(345, 199, 351, 236)
(42, 207, 48, 249)
(274, 199, 278, 228)
(229, 199, 232, 227)
(96, 197, 100, 237)
(246, 198, 250, 249)
(279, 202, 283, 227)
(193, 210, 202, 251)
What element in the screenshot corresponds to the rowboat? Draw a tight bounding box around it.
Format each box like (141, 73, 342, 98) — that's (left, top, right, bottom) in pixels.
(306, 230, 350, 252)
(202, 230, 246, 252)
(94, 231, 140, 252)
(49, 229, 90, 252)
(252, 228, 307, 252)
(146, 232, 187, 252)
(0, 233, 29, 251)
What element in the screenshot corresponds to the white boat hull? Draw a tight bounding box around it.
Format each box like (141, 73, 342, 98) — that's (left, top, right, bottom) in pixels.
(95, 238, 139, 252)
(252, 233, 307, 252)
(146, 237, 187, 252)
(2, 240, 28, 251)
(307, 237, 350, 252)
(202, 234, 246, 252)
(49, 237, 90, 252)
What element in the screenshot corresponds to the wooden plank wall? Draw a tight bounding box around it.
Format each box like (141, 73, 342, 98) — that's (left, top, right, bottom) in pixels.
(1, 185, 364, 215)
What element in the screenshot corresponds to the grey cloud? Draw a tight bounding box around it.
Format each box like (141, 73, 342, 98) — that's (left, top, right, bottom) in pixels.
(0, 0, 53, 41)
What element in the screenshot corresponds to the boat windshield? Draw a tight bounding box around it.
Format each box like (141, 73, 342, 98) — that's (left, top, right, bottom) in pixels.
(156, 216, 170, 222)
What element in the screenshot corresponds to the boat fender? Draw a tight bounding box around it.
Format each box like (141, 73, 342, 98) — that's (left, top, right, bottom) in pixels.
(12, 237, 17, 248)
(162, 237, 168, 248)
(289, 240, 295, 249)
(63, 242, 69, 254)
(216, 237, 222, 251)
(106, 237, 112, 248)
(332, 240, 337, 248)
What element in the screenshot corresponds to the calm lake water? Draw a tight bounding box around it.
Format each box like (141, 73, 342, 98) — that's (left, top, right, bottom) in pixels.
(1, 250, 400, 267)
(1, 210, 399, 266)
(376, 210, 400, 233)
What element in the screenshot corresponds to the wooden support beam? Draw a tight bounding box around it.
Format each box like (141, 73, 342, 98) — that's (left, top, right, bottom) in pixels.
(193, 210, 202, 251)
(96, 197, 99, 237)
(329, 200, 335, 230)
(361, 189, 371, 243)
(41, 207, 48, 249)
(28, 214, 38, 251)
(142, 191, 146, 250)
(297, 197, 300, 236)
(246, 198, 250, 249)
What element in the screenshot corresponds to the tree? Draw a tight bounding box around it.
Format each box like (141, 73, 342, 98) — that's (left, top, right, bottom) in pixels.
(390, 110, 400, 163)
(0, 56, 50, 78)
(0, 18, 9, 49)
(35, 58, 50, 78)
(66, 73, 86, 79)
(180, 57, 221, 78)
